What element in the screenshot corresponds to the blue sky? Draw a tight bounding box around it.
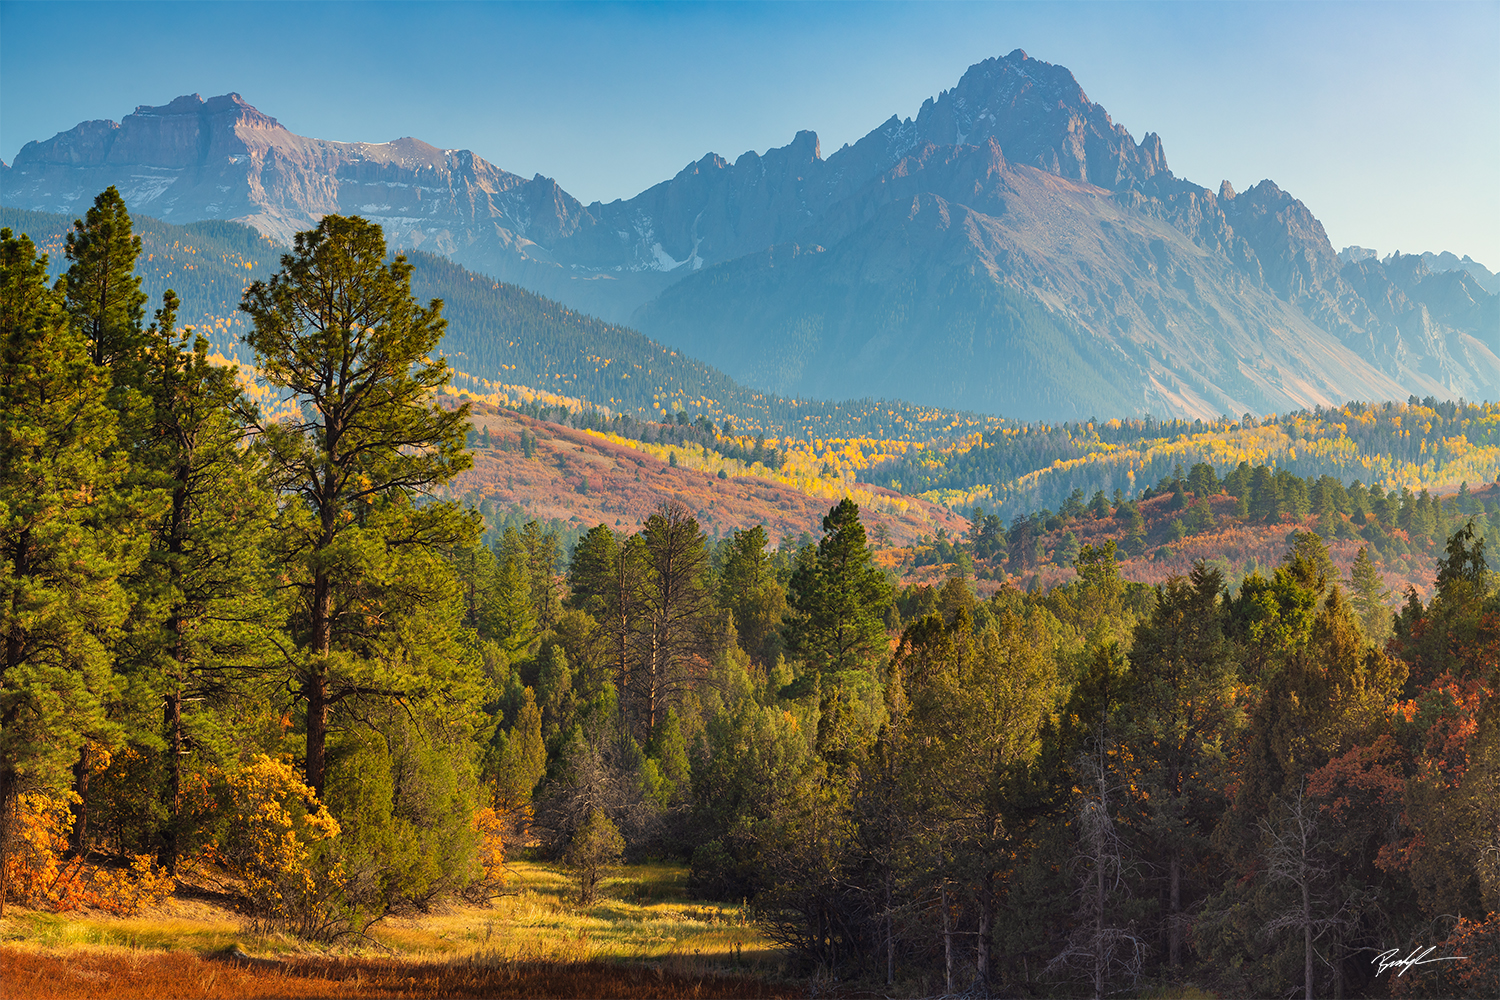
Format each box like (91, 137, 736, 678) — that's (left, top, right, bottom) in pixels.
(3, 1, 1497, 265)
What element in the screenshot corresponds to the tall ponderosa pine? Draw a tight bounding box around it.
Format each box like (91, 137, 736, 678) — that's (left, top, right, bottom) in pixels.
(59, 188, 161, 852)
(1125, 563, 1239, 967)
(239, 214, 473, 796)
(0, 230, 126, 908)
(634, 502, 714, 736)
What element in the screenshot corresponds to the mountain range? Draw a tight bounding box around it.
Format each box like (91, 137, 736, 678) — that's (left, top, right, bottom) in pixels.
(4, 50, 1495, 421)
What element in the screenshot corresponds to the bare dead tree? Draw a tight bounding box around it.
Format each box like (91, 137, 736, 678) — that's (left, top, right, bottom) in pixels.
(1047, 730, 1147, 999)
(1261, 780, 1340, 1000)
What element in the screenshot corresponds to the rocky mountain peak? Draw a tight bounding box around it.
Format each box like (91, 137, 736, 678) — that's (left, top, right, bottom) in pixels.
(13, 92, 292, 173)
(906, 49, 1168, 191)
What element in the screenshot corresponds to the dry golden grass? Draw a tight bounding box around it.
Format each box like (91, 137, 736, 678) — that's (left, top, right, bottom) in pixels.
(378, 862, 776, 968)
(0, 946, 799, 999)
(0, 860, 795, 999)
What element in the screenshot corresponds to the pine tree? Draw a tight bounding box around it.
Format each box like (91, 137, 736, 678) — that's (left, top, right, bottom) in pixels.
(785, 498, 892, 676)
(1126, 563, 1239, 967)
(239, 215, 474, 796)
(567, 524, 621, 621)
(565, 806, 624, 904)
(0, 230, 127, 906)
(63, 187, 148, 378)
(1346, 546, 1392, 643)
(131, 291, 277, 869)
(634, 502, 713, 736)
(717, 525, 787, 666)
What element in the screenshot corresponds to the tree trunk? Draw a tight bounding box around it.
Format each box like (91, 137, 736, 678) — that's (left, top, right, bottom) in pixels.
(3, 596, 22, 916)
(160, 688, 182, 871)
(885, 869, 894, 986)
(305, 669, 328, 799)
(306, 570, 332, 798)
(976, 870, 992, 986)
(941, 883, 954, 995)
(1169, 853, 1182, 967)
(68, 746, 90, 857)
(0, 762, 14, 917)
(1303, 876, 1314, 1000)
(1094, 809, 1107, 1000)
(646, 628, 660, 735)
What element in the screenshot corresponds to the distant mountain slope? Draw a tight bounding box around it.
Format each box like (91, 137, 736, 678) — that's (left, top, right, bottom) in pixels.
(0, 206, 1004, 441)
(409, 248, 1011, 438)
(0, 205, 282, 359)
(632, 142, 1424, 420)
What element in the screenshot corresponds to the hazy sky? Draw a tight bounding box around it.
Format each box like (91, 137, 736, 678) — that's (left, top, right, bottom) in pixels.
(3, 1, 1497, 266)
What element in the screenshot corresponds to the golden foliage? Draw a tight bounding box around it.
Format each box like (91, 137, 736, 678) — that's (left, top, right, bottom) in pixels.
(1, 792, 174, 915)
(208, 755, 343, 936)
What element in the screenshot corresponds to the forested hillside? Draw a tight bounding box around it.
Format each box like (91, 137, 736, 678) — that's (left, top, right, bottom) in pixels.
(6, 204, 1495, 529)
(441, 401, 969, 548)
(859, 401, 1500, 519)
(0, 206, 1004, 442)
(0, 205, 280, 358)
(4, 189, 1498, 999)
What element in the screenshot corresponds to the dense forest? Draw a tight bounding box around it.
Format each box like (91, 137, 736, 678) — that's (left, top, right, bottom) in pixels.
(2, 193, 1497, 998)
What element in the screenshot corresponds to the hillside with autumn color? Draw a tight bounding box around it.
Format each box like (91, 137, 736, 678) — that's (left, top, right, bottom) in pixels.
(440, 402, 968, 548)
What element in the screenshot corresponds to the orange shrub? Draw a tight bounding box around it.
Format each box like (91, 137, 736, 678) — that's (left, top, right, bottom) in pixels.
(1, 792, 175, 915)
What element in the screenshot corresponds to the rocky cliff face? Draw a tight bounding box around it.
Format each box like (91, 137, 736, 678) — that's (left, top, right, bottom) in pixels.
(631, 142, 1422, 421)
(4, 51, 1494, 420)
(2, 92, 582, 258)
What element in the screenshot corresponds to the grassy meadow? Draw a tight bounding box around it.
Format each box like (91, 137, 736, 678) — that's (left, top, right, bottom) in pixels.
(0, 861, 799, 999)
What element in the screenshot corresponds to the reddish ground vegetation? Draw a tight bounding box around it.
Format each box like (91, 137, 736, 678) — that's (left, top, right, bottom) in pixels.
(446, 403, 968, 545)
(0, 946, 800, 999)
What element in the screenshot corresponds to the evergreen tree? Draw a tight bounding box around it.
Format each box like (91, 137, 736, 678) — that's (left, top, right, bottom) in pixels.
(566, 806, 624, 904)
(566, 524, 620, 621)
(1089, 489, 1111, 519)
(1346, 546, 1392, 643)
(717, 525, 787, 666)
(1125, 563, 1240, 967)
(785, 499, 891, 676)
(633, 502, 713, 736)
(239, 215, 473, 796)
(58, 191, 161, 849)
(130, 291, 277, 869)
(1249, 465, 1280, 522)
(0, 230, 127, 901)
(63, 187, 148, 378)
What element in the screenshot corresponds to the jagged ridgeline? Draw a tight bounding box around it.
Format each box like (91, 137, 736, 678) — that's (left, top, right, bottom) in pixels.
(0, 206, 1001, 441)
